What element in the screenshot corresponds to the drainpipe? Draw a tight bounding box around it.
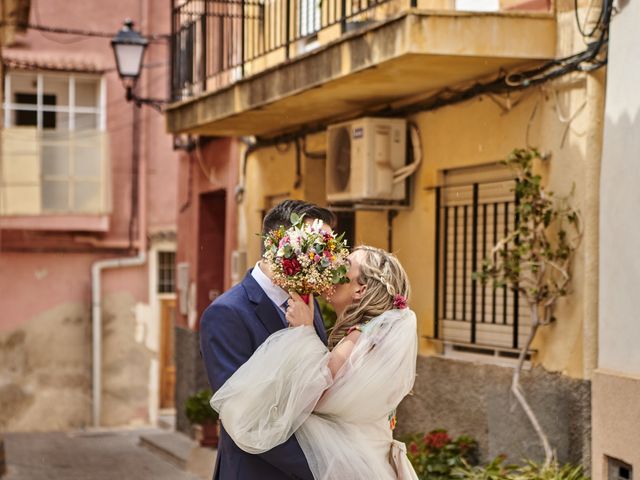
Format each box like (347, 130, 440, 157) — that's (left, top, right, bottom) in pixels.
(582, 68, 606, 380)
(91, 101, 148, 427)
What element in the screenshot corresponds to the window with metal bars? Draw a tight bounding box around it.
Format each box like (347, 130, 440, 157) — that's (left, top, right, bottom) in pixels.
(433, 164, 529, 350)
(158, 251, 177, 294)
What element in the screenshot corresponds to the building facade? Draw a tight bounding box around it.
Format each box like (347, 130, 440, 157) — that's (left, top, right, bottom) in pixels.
(593, 0, 640, 477)
(0, 0, 178, 429)
(166, 0, 615, 471)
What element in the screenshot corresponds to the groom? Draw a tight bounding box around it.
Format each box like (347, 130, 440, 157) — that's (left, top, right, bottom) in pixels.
(199, 200, 335, 480)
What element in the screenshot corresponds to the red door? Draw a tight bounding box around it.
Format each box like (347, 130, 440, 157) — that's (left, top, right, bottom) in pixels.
(197, 191, 226, 326)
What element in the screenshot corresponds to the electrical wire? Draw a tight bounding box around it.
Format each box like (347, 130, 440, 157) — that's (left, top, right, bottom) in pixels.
(32, 0, 85, 45)
(0, 20, 169, 43)
(575, 0, 604, 38)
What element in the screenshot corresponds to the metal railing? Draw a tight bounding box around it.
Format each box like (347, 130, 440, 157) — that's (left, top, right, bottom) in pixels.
(171, 0, 397, 100)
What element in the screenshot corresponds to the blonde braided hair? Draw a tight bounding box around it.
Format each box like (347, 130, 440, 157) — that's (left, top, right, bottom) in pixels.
(328, 246, 411, 349)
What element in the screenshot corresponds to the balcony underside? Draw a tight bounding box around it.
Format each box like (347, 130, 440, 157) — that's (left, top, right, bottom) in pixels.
(166, 10, 556, 137)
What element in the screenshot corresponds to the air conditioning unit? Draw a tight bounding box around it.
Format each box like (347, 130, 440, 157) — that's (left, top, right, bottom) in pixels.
(326, 117, 407, 204)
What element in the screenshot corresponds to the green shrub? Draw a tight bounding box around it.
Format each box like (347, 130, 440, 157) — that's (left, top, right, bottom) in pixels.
(453, 456, 590, 480)
(185, 389, 219, 425)
(401, 429, 478, 480)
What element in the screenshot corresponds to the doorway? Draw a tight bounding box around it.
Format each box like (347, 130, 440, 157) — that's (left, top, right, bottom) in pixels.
(197, 191, 227, 322)
(159, 298, 177, 409)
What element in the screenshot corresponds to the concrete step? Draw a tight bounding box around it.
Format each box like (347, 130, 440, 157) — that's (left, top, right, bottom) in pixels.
(157, 411, 176, 431)
(139, 430, 215, 480)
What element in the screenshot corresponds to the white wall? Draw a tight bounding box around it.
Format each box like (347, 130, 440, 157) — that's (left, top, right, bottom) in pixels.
(598, 0, 640, 374)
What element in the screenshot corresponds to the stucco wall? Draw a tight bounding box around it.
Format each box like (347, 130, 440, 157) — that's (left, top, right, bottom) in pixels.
(0, 253, 153, 430)
(592, 370, 640, 479)
(594, 0, 640, 476)
(598, 0, 640, 376)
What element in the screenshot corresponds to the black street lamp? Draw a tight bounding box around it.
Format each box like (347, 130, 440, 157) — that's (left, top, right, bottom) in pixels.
(111, 19, 166, 111)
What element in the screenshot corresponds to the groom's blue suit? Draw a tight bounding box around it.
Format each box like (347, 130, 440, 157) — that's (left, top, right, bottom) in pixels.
(200, 270, 328, 480)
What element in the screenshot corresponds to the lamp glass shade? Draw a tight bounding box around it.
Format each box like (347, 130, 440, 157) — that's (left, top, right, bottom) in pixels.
(113, 43, 146, 79)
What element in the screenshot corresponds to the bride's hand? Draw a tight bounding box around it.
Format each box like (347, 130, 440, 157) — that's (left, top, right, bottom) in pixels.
(285, 292, 314, 328)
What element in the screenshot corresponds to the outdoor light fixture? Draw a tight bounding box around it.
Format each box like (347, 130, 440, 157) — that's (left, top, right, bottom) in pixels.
(111, 19, 166, 111)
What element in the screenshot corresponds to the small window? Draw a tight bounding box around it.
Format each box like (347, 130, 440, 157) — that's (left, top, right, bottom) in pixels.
(434, 164, 528, 351)
(3, 71, 106, 214)
(608, 457, 633, 480)
(158, 251, 177, 294)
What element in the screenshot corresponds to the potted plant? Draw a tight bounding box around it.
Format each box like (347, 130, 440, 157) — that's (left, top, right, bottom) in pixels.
(185, 388, 219, 448)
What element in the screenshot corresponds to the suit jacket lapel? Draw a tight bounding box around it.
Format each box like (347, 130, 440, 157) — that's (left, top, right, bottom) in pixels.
(242, 270, 329, 343)
(313, 299, 328, 345)
(242, 271, 286, 336)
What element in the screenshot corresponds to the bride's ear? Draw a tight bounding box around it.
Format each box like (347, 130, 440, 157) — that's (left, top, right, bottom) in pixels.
(353, 283, 367, 301)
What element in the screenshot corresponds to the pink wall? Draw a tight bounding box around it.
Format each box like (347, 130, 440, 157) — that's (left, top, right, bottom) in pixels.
(0, 0, 177, 330)
(0, 252, 147, 332)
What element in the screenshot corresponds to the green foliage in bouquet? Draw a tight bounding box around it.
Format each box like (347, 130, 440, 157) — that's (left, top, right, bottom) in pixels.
(402, 429, 478, 480)
(185, 389, 219, 425)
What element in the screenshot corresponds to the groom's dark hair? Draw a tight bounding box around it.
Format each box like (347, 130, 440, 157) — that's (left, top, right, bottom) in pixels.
(262, 200, 336, 238)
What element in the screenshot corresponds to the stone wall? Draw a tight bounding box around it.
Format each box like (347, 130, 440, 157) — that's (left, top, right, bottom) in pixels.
(396, 356, 591, 468)
(174, 326, 209, 436)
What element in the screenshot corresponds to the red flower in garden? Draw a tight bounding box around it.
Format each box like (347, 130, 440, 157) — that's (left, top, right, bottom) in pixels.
(282, 258, 302, 276)
(424, 430, 451, 449)
(408, 442, 419, 455)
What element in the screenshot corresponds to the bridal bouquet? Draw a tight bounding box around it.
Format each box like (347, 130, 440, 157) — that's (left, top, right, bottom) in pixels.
(263, 213, 350, 301)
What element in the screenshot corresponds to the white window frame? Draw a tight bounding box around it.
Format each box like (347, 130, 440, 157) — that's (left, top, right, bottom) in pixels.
(2, 70, 107, 214)
(3, 71, 106, 131)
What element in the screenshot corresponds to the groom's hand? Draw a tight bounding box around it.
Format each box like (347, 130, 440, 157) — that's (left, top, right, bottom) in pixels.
(285, 292, 315, 328)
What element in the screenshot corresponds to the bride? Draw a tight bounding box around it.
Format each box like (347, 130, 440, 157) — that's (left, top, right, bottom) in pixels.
(211, 246, 419, 480)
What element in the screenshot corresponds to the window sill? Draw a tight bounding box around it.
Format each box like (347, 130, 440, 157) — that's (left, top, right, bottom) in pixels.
(0, 214, 110, 232)
(424, 336, 536, 369)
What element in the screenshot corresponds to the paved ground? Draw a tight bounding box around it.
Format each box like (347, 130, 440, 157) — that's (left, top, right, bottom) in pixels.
(3, 428, 203, 480)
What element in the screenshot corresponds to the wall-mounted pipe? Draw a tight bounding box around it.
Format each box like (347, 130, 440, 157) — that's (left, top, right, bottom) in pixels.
(91, 102, 148, 426)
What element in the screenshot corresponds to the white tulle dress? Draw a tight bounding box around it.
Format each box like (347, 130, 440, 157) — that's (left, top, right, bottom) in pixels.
(210, 308, 419, 480)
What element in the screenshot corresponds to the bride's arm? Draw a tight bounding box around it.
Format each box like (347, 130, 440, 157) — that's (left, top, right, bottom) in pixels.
(327, 330, 360, 377)
(286, 293, 360, 378)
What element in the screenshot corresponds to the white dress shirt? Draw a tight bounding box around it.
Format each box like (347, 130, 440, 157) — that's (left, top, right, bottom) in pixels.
(251, 261, 289, 314)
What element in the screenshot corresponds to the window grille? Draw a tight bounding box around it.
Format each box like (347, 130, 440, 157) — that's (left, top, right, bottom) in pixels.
(433, 164, 529, 350)
(158, 251, 177, 294)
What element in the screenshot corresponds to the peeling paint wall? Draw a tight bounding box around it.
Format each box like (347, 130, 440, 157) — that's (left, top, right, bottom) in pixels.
(0, 254, 157, 430)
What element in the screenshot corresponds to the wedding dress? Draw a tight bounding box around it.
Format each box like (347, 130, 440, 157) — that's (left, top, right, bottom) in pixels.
(211, 308, 419, 480)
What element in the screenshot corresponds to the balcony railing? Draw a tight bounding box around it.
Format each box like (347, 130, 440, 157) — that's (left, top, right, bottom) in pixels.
(171, 0, 401, 100)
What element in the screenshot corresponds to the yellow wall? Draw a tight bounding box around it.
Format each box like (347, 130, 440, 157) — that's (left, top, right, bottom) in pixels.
(239, 70, 601, 379)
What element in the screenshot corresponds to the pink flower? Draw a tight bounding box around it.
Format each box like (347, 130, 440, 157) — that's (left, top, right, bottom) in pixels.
(393, 294, 408, 309)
